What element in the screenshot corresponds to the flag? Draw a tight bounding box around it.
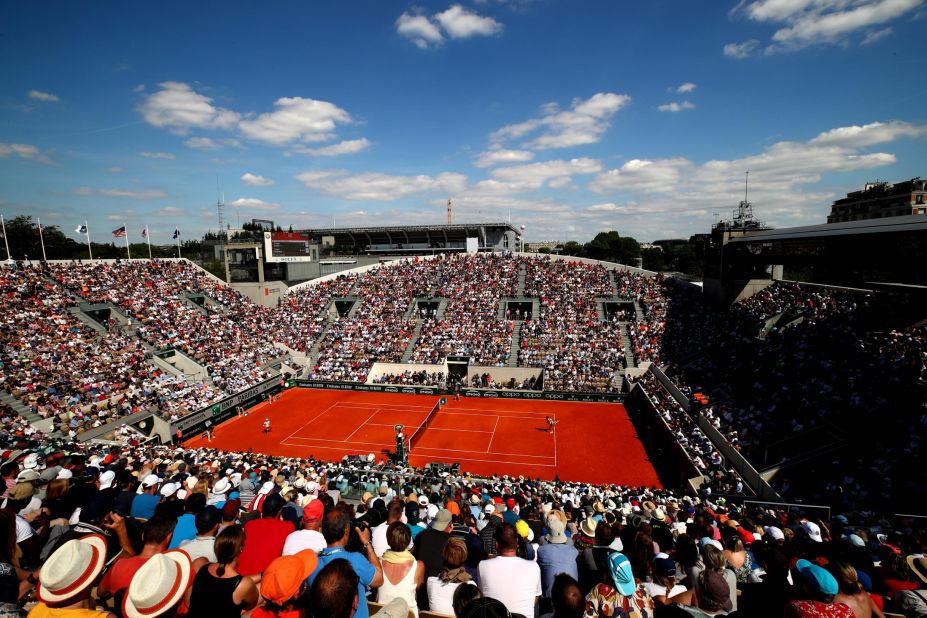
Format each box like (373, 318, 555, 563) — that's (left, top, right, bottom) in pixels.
(112, 226, 127, 238)
(172, 228, 180, 240)
(76, 224, 87, 234)
(141, 227, 148, 238)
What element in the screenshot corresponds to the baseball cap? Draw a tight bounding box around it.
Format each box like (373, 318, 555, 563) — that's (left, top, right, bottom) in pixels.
(302, 500, 324, 524)
(796, 559, 838, 596)
(98, 470, 116, 490)
(430, 509, 452, 530)
(261, 550, 319, 605)
(142, 474, 161, 488)
(802, 521, 823, 542)
(221, 499, 242, 520)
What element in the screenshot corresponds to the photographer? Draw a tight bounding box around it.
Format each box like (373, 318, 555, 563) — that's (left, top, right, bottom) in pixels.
(306, 504, 383, 618)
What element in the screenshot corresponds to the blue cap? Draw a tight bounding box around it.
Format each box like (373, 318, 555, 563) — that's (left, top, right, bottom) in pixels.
(796, 559, 838, 596)
(856, 569, 873, 592)
(608, 552, 636, 596)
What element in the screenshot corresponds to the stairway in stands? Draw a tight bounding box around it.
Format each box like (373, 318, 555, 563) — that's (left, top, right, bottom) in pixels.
(633, 300, 644, 322)
(401, 320, 426, 362)
(619, 322, 637, 368)
(507, 322, 522, 367)
(516, 264, 527, 296)
(0, 391, 43, 425)
(609, 269, 619, 297)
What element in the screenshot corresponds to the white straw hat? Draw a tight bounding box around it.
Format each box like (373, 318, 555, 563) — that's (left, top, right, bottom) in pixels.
(37, 534, 108, 604)
(122, 550, 193, 618)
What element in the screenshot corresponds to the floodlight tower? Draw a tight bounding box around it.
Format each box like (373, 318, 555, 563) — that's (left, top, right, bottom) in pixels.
(447, 198, 452, 225)
(216, 174, 227, 240)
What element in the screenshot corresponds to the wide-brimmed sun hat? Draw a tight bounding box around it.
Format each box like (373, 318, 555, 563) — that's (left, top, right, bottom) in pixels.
(122, 550, 193, 618)
(36, 534, 108, 604)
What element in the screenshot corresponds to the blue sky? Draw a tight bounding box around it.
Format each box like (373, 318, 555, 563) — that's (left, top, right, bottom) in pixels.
(1, 0, 926, 244)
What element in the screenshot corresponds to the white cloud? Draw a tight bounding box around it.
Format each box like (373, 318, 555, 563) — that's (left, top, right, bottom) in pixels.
(434, 5, 503, 38)
(241, 172, 275, 186)
(97, 188, 167, 199)
(228, 198, 281, 211)
(103, 166, 124, 173)
(491, 92, 631, 150)
(483, 158, 602, 192)
(140, 151, 176, 160)
(184, 136, 222, 150)
(862, 26, 894, 43)
(139, 82, 240, 135)
(396, 12, 445, 48)
(676, 82, 697, 93)
(0, 143, 51, 163)
(238, 97, 352, 145)
(723, 39, 761, 58)
(296, 169, 467, 200)
(658, 101, 696, 113)
(591, 158, 692, 193)
(28, 90, 59, 102)
(809, 120, 927, 147)
(735, 0, 921, 51)
(156, 206, 185, 216)
(290, 138, 371, 157)
(473, 147, 535, 168)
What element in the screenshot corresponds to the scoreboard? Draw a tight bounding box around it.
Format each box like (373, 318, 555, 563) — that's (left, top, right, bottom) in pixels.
(263, 231, 315, 263)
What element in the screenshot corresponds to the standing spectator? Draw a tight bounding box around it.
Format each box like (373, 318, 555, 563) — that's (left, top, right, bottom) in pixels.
(426, 538, 475, 615)
(187, 525, 259, 617)
(236, 494, 294, 577)
(305, 505, 384, 618)
(478, 523, 542, 618)
(537, 516, 579, 598)
(377, 522, 424, 616)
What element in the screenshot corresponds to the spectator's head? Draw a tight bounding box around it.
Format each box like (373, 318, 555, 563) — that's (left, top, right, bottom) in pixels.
(386, 521, 411, 552)
(458, 597, 519, 618)
(184, 492, 206, 514)
(262, 493, 286, 519)
(606, 552, 636, 597)
(195, 506, 221, 536)
(452, 585, 482, 617)
(387, 499, 403, 524)
(494, 523, 518, 555)
(123, 551, 192, 618)
(222, 498, 242, 523)
(695, 569, 733, 612)
(431, 508, 453, 532)
(308, 559, 359, 618)
(260, 549, 319, 613)
(795, 559, 839, 602)
(321, 505, 352, 545)
(594, 521, 616, 547)
(828, 560, 864, 595)
(36, 534, 108, 606)
(215, 524, 246, 576)
(550, 573, 584, 618)
(302, 500, 324, 531)
(405, 503, 421, 526)
(142, 515, 176, 550)
(442, 538, 468, 571)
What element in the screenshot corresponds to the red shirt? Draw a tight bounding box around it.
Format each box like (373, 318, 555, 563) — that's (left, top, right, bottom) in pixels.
(100, 555, 150, 595)
(785, 600, 854, 617)
(237, 518, 295, 576)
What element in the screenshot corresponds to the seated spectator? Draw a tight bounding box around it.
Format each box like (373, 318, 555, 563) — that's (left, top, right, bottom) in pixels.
(29, 534, 112, 618)
(187, 524, 259, 617)
(427, 538, 475, 615)
(549, 573, 585, 618)
(237, 493, 294, 576)
(283, 499, 326, 556)
(179, 505, 221, 563)
(99, 516, 175, 604)
(584, 552, 654, 618)
(785, 559, 853, 617)
(309, 559, 409, 618)
(121, 550, 192, 618)
(537, 515, 579, 598)
(829, 561, 885, 618)
(306, 505, 384, 618)
(478, 523, 541, 618)
(377, 522, 424, 616)
(251, 549, 318, 618)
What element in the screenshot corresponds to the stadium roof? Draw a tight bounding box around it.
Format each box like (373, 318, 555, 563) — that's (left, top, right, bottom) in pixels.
(727, 215, 927, 243)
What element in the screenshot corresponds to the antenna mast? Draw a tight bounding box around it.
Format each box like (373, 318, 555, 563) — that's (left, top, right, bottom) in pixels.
(216, 174, 227, 240)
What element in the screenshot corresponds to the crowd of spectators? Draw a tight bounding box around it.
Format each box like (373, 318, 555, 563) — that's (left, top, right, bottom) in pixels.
(1, 429, 926, 618)
(372, 371, 447, 387)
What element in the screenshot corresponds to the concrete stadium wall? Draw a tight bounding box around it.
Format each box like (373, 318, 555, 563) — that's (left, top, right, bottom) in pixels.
(367, 361, 449, 382)
(231, 280, 288, 307)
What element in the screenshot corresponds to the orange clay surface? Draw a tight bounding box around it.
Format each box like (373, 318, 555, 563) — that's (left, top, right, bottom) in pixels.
(185, 387, 660, 486)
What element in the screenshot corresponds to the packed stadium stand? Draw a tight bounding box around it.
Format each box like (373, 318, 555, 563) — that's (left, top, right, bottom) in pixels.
(1, 254, 925, 618)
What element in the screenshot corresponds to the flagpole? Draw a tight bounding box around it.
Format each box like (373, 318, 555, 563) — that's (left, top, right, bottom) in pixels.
(37, 217, 47, 262)
(175, 232, 181, 258)
(145, 226, 152, 260)
(0, 215, 10, 261)
(124, 223, 131, 260)
(85, 220, 93, 260)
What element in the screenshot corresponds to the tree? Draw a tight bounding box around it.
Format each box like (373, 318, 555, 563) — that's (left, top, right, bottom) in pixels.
(0, 215, 81, 260)
(561, 241, 585, 256)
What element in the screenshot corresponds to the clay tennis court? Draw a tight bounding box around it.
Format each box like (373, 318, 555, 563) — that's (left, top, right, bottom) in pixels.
(185, 388, 660, 486)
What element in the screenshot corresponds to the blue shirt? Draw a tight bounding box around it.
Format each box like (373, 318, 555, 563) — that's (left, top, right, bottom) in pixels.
(169, 513, 197, 549)
(130, 493, 160, 520)
(306, 547, 376, 618)
(536, 542, 579, 598)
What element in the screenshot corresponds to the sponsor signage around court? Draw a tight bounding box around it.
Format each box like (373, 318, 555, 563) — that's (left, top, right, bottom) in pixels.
(171, 376, 282, 438)
(293, 380, 624, 403)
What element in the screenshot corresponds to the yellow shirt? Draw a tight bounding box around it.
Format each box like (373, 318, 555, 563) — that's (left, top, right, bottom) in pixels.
(27, 604, 111, 618)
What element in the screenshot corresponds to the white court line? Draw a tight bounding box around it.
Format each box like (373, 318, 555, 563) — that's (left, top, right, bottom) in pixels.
(485, 416, 501, 453)
(282, 401, 341, 442)
(413, 444, 555, 461)
(282, 437, 387, 448)
(343, 410, 380, 442)
(333, 402, 433, 410)
(366, 422, 492, 434)
(411, 453, 556, 467)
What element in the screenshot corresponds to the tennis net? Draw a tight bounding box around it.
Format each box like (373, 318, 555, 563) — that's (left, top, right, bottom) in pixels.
(407, 400, 442, 452)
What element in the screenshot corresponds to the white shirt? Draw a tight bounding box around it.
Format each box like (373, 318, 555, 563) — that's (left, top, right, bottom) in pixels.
(372, 522, 391, 558)
(282, 529, 326, 555)
(427, 577, 476, 615)
(478, 555, 541, 618)
(179, 535, 217, 563)
(14, 515, 33, 543)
